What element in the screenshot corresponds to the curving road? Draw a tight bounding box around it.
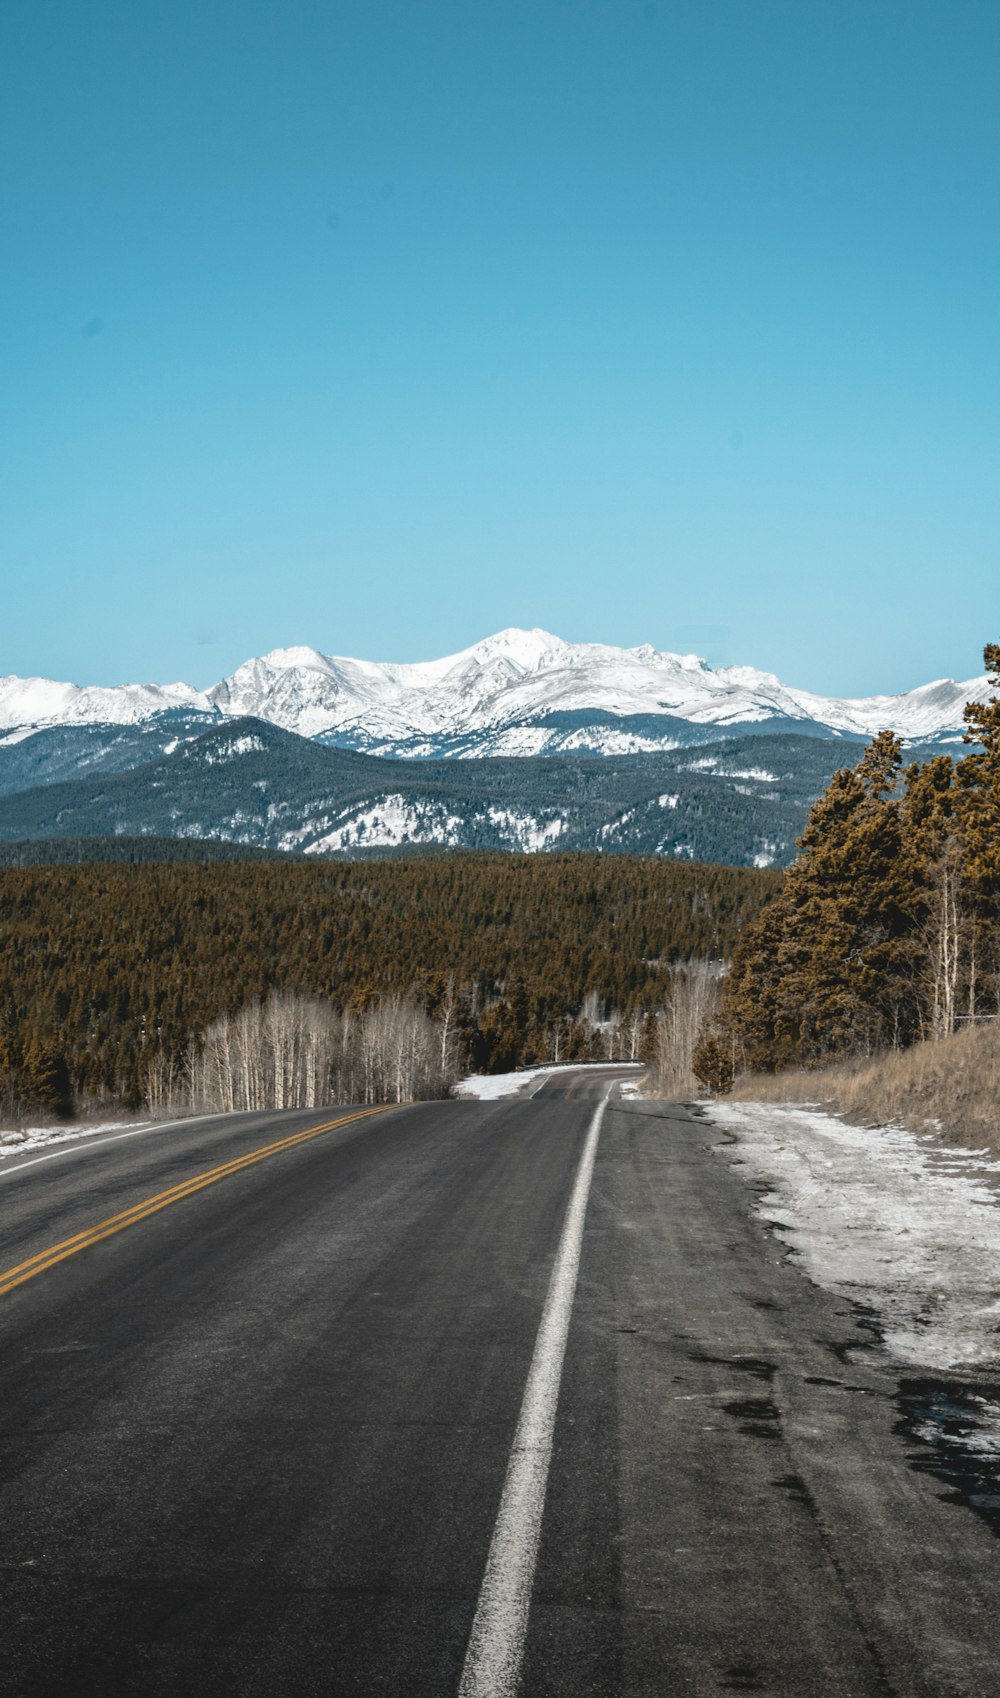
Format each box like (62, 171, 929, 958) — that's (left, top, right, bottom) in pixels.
(2, 1083, 1000, 1695)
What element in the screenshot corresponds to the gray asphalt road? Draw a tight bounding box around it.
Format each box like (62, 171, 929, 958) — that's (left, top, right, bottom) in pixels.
(530, 1066, 642, 1101)
(2, 1090, 1000, 1696)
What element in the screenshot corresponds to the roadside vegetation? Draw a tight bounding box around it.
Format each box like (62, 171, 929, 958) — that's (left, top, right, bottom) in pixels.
(643, 962, 724, 1099)
(692, 644, 1000, 1145)
(0, 851, 776, 1122)
(728, 1022, 1000, 1152)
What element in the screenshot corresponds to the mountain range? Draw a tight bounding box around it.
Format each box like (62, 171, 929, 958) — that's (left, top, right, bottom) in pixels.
(0, 628, 986, 755)
(0, 632, 985, 867)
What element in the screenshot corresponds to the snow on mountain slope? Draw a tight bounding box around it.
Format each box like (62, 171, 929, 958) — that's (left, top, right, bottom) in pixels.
(207, 630, 992, 748)
(0, 630, 989, 752)
(208, 628, 569, 743)
(0, 675, 213, 733)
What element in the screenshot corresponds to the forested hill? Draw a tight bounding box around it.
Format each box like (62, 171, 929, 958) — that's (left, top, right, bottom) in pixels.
(0, 835, 288, 867)
(0, 852, 778, 1111)
(0, 715, 923, 869)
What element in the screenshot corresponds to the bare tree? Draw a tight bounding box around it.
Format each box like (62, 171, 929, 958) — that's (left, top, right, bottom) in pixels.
(181, 990, 459, 1114)
(142, 1049, 185, 1116)
(648, 962, 725, 1098)
(623, 1006, 646, 1062)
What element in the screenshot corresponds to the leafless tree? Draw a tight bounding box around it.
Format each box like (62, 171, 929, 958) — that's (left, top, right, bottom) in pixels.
(143, 1049, 185, 1116)
(649, 961, 725, 1098)
(180, 990, 458, 1114)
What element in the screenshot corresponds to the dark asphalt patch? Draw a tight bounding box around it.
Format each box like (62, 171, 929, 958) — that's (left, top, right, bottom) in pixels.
(723, 1395, 783, 1439)
(771, 1473, 818, 1514)
(804, 1375, 885, 1397)
(896, 1378, 1000, 1536)
(719, 1664, 767, 1692)
(827, 1306, 884, 1367)
(688, 1351, 776, 1381)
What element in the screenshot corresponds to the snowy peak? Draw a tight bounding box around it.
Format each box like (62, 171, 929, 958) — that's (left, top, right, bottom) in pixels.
(205, 628, 571, 742)
(0, 632, 990, 754)
(0, 674, 213, 732)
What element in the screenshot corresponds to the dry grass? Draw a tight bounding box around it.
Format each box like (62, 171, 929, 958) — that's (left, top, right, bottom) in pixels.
(731, 1022, 1000, 1152)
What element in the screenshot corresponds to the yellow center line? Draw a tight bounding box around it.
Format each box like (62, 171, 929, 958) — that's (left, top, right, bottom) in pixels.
(0, 1105, 394, 1299)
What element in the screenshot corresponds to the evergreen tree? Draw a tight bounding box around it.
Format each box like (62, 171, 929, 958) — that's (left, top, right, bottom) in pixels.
(958, 644, 1000, 908)
(712, 732, 915, 1070)
(20, 1038, 72, 1117)
(707, 650, 1000, 1081)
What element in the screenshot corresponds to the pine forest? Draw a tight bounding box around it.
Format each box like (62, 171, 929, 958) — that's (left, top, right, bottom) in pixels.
(0, 850, 777, 1120)
(697, 644, 1000, 1090)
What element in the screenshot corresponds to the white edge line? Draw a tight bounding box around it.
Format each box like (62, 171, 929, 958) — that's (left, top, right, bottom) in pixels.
(458, 1090, 609, 1698)
(0, 1111, 234, 1182)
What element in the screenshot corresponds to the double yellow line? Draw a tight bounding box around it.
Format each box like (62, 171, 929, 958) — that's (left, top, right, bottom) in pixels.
(0, 1105, 392, 1300)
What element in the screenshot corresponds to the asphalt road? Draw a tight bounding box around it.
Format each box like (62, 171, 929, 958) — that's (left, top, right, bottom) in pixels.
(2, 1085, 1000, 1696)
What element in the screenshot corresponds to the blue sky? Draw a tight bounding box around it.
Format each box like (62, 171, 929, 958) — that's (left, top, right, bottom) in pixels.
(2, 0, 997, 695)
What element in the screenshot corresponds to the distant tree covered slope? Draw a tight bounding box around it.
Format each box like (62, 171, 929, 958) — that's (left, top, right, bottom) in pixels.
(0, 716, 908, 868)
(0, 851, 779, 1109)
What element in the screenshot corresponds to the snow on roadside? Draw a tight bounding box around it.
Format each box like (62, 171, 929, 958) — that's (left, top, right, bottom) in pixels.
(0, 1119, 151, 1161)
(455, 1064, 592, 1101)
(455, 1064, 639, 1101)
(710, 1101, 1000, 1372)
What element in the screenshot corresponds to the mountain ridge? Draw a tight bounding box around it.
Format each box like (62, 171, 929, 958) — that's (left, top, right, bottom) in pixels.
(0, 629, 987, 757)
(0, 714, 952, 870)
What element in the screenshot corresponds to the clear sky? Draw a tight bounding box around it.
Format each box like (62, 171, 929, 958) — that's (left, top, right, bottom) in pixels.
(2, 0, 997, 696)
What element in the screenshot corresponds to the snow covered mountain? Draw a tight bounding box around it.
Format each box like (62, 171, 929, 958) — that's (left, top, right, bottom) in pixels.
(0, 629, 989, 757)
(0, 674, 213, 733)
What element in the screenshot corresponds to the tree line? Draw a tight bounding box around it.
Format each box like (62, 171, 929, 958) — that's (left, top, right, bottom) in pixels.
(153, 991, 459, 1113)
(0, 850, 778, 1119)
(696, 645, 1000, 1089)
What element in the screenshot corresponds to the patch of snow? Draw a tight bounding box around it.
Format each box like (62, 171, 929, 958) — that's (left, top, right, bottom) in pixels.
(710, 1101, 1000, 1371)
(304, 795, 465, 853)
(0, 1118, 152, 1160)
(466, 726, 556, 758)
(0, 725, 44, 747)
(557, 728, 681, 756)
(456, 1065, 568, 1101)
(486, 808, 566, 851)
(455, 1063, 641, 1100)
(658, 793, 680, 808)
(599, 808, 635, 840)
(199, 733, 266, 765)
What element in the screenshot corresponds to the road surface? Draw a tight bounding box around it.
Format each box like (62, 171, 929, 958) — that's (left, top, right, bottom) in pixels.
(2, 1082, 999, 1696)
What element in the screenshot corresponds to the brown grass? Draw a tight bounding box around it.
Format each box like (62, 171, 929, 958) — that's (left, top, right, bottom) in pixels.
(730, 1022, 1000, 1153)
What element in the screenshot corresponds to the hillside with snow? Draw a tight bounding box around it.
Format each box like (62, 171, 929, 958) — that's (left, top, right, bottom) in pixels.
(0, 719, 837, 866)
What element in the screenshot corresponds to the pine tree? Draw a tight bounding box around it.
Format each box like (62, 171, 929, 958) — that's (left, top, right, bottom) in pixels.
(712, 732, 913, 1071)
(951, 644, 1000, 1016)
(957, 644, 1000, 902)
(20, 1038, 72, 1117)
